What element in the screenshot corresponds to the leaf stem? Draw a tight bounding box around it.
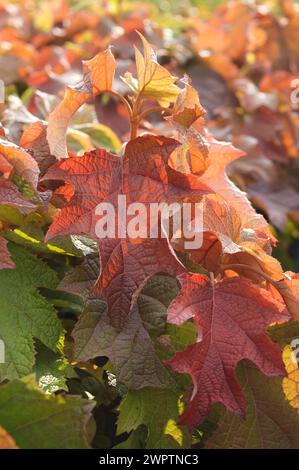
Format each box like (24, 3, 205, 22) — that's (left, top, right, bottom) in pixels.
(98, 90, 136, 140)
(221, 263, 280, 287)
(138, 106, 172, 123)
(106, 90, 133, 117)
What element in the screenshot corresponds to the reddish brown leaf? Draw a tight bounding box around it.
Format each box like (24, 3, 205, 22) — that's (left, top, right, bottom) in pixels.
(20, 121, 56, 175)
(166, 273, 288, 428)
(173, 231, 222, 273)
(44, 135, 210, 326)
(0, 179, 36, 215)
(200, 137, 269, 231)
(58, 252, 99, 296)
(0, 237, 15, 269)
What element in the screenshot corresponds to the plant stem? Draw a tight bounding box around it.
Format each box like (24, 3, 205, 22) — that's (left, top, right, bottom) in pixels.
(130, 95, 142, 140)
(129, 102, 173, 140)
(130, 119, 138, 140)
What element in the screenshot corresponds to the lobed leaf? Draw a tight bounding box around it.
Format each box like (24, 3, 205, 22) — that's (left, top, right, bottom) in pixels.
(0, 244, 63, 381)
(206, 363, 299, 449)
(0, 377, 94, 449)
(166, 273, 288, 428)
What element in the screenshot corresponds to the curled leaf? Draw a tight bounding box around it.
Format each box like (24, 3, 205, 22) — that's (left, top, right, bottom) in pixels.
(0, 138, 39, 188)
(47, 48, 116, 159)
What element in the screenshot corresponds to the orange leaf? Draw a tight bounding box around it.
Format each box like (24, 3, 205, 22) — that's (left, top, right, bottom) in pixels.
(47, 48, 116, 159)
(0, 138, 39, 188)
(123, 33, 179, 107)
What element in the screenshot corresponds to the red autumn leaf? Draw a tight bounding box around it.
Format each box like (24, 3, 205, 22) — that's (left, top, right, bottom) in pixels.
(0, 179, 36, 215)
(198, 137, 269, 232)
(173, 231, 222, 273)
(170, 127, 271, 239)
(0, 237, 15, 270)
(199, 194, 284, 281)
(200, 194, 270, 254)
(43, 135, 210, 326)
(20, 121, 56, 176)
(166, 273, 288, 428)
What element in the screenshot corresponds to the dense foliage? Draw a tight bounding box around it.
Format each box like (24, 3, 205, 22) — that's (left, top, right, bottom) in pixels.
(0, 0, 299, 449)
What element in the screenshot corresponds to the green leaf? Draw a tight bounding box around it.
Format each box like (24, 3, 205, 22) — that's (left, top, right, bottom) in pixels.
(75, 123, 122, 152)
(138, 274, 179, 336)
(0, 377, 94, 448)
(0, 205, 25, 226)
(114, 425, 147, 449)
(206, 362, 299, 449)
(0, 243, 63, 380)
(72, 298, 175, 389)
(166, 322, 197, 355)
(0, 425, 18, 448)
(35, 341, 76, 394)
(268, 321, 299, 347)
(58, 252, 100, 296)
(117, 388, 190, 449)
(5, 221, 86, 256)
(42, 288, 84, 315)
